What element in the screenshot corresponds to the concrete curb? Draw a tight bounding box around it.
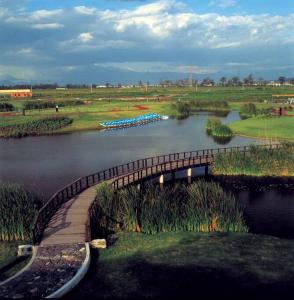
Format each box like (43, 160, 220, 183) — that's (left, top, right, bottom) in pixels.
(0, 246, 38, 286)
(46, 243, 91, 299)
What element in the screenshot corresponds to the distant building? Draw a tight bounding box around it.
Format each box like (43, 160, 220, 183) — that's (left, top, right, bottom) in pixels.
(0, 89, 32, 98)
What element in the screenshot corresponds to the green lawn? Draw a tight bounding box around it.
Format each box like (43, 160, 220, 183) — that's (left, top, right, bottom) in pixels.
(72, 232, 294, 299)
(1, 85, 293, 135)
(229, 116, 294, 142)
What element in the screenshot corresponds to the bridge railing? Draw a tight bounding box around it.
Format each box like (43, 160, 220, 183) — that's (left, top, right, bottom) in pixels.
(32, 143, 279, 243)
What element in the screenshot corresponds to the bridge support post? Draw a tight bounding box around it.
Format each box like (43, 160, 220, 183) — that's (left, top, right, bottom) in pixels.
(205, 165, 209, 176)
(159, 174, 164, 190)
(187, 168, 192, 184)
(171, 171, 175, 182)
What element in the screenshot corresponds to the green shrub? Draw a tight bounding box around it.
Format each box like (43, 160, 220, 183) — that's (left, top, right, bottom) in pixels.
(92, 181, 248, 235)
(0, 102, 14, 112)
(241, 103, 257, 116)
(0, 182, 41, 241)
(172, 101, 191, 118)
(0, 117, 73, 138)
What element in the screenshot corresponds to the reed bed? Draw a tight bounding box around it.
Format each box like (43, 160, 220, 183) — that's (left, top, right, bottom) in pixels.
(206, 117, 233, 138)
(92, 181, 248, 235)
(0, 182, 41, 241)
(0, 116, 73, 138)
(211, 124, 233, 137)
(212, 143, 294, 176)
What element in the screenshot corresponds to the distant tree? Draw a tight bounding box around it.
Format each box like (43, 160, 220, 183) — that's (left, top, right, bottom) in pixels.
(289, 78, 294, 85)
(105, 82, 110, 88)
(201, 77, 214, 86)
(230, 76, 241, 86)
(243, 74, 254, 85)
(219, 77, 227, 86)
(138, 80, 143, 87)
(257, 77, 265, 85)
(117, 83, 122, 88)
(278, 76, 286, 85)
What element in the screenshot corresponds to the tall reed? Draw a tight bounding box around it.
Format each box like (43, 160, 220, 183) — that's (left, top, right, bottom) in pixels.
(212, 143, 294, 176)
(0, 182, 41, 241)
(92, 180, 248, 235)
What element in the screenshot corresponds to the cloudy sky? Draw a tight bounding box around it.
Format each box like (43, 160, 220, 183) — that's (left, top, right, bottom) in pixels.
(0, 0, 293, 84)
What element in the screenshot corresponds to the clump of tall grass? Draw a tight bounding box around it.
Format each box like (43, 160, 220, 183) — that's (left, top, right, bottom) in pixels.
(212, 143, 294, 176)
(92, 180, 248, 235)
(206, 117, 221, 131)
(0, 182, 41, 241)
(0, 117, 73, 138)
(211, 124, 233, 137)
(206, 117, 233, 138)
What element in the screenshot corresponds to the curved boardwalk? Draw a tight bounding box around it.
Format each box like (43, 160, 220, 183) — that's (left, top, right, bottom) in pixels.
(0, 144, 278, 298)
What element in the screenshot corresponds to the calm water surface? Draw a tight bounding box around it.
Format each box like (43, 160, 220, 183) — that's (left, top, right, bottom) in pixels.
(0, 112, 254, 198)
(0, 111, 293, 238)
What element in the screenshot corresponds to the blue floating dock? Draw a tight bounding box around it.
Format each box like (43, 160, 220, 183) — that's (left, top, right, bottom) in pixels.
(100, 113, 168, 128)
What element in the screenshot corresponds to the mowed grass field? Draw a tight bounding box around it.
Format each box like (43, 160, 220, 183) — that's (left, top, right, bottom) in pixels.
(230, 116, 294, 142)
(0, 85, 293, 138)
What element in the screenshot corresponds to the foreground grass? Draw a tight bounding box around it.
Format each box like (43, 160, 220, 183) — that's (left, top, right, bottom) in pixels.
(73, 232, 294, 299)
(230, 116, 294, 142)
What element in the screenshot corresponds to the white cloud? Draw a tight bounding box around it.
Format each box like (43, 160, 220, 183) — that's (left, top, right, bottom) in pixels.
(74, 6, 96, 15)
(17, 48, 33, 54)
(78, 32, 94, 43)
(31, 9, 63, 19)
(32, 23, 64, 29)
(94, 61, 218, 74)
(209, 0, 237, 8)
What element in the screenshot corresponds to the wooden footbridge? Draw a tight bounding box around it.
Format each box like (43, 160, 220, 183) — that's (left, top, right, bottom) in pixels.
(33, 143, 279, 244)
(0, 143, 279, 298)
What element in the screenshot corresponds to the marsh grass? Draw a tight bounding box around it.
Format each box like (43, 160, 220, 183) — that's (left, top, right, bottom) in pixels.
(212, 124, 233, 137)
(92, 181, 248, 235)
(0, 182, 41, 241)
(212, 143, 294, 176)
(206, 117, 233, 138)
(0, 116, 73, 138)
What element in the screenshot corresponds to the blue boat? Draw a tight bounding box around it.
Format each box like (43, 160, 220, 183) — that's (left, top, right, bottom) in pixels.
(99, 113, 168, 128)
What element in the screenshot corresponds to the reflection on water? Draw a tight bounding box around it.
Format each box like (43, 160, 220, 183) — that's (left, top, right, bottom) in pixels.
(0, 112, 255, 198)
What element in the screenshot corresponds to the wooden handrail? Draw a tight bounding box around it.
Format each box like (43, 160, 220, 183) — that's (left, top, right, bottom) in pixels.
(32, 143, 280, 243)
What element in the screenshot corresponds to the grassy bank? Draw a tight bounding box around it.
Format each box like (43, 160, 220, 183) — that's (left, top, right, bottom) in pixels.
(93, 181, 248, 235)
(229, 115, 294, 142)
(0, 241, 31, 282)
(212, 143, 294, 176)
(72, 232, 294, 299)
